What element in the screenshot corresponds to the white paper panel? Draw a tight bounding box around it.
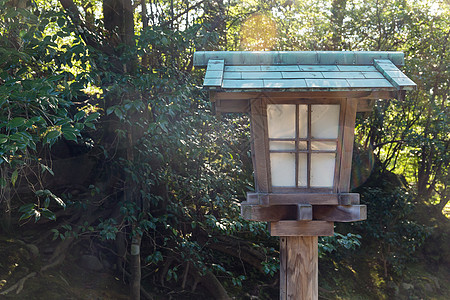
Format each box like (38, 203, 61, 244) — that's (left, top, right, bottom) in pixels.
(269, 141, 295, 151)
(298, 141, 308, 150)
(310, 153, 336, 187)
(298, 105, 308, 138)
(270, 153, 296, 187)
(297, 153, 308, 187)
(311, 141, 337, 151)
(267, 104, 295, 138)
(311, 105, 340, 139)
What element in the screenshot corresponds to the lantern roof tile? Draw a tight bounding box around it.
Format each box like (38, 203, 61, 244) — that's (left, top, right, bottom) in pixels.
(194, 51, 416, 92)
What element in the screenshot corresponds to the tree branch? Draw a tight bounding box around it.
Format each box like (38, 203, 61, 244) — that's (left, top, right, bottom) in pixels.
(372, 140, 405, 149)
(58, 0, 114, 55)
(161, 0, 206, 28)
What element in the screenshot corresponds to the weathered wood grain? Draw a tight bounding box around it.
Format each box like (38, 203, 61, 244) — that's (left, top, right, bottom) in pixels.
(215, 99, 250, 113)
(338, 98, 357, 193)
(280, 237, 287, 300)
(313, 205, 367, 222)
(270, 221, 334, 236)
(246, 192, 359, 205)
(241, 203, 297, 221)
(213, 91, 396, 101)
(214, 97, 373, 114)
(241, 202, 313, 222)
(240, 203, 312, 221)
(297, 204, 313, 221)
(250, 98, 271, 193)
(279, 236, 318, 300)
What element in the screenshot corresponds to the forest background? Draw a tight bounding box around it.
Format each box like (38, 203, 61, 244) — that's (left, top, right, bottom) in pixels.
(0, 0, 449, 299)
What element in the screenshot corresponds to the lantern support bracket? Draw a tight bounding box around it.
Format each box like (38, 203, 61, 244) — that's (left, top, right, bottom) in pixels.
(241, 202, 366, 223)
(246, 192, 360, 205)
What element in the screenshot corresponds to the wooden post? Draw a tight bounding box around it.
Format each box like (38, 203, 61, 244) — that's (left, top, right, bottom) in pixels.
(280, 236, 318, 300)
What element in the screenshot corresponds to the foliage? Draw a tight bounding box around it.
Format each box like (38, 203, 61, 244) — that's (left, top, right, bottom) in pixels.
(0, 2, 100, 221)
(319, 232, 362, 258)
(357, 185, 429, 276)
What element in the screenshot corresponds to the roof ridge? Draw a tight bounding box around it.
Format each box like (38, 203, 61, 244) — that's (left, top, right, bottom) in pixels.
(194, 51, 404, 67)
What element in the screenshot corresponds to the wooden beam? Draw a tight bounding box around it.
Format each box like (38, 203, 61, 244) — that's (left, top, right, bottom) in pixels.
(241, 203, 312, 221)
(246, 192, 359, 205)
(212, 95, 377, 114)
(357, 99, 375, 112)
(241, 203, 297, 221)
(250, 98, 271, 193)
(216, 99, 250, 113)
(313, 205, 367, 222)
(280, 236, 318, 300)
(280, 237, 287, 299)
(297, 204, 313, 221)
(270, 221, 334, 236)
(242, 203, 365, 222)
(339, 193, 360, 205)
(214, 91, 396, 101)
(338, 98, 358, 193)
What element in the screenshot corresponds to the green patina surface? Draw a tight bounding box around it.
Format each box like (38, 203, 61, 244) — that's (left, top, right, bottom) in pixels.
(194, 51, 416, 92)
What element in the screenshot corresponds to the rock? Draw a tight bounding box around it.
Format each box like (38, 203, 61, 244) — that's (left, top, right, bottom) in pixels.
(79, 255, 103, 272)
(401, 282, 414, 290)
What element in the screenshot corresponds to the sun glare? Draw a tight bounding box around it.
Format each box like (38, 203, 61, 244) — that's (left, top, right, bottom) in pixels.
(240, 14, 277, 51)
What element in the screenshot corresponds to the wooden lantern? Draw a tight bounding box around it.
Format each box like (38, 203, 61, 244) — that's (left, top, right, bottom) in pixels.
(194, 51, 416, 299)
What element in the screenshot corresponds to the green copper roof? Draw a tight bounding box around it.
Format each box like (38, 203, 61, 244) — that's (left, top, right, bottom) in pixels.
(194, 51, 416, 92)
(194, 51, 405, 66)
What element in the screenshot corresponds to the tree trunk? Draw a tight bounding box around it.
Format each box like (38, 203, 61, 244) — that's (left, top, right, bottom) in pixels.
(130, 232, 142, 300)
(0, 166, 12, 232)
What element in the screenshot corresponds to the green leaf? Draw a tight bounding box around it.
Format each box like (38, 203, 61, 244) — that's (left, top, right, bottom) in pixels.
(74, 110, 85, 121)
(19, 203, 35, 213)
(34, 210, 41, 222)
(9, 117, 26, 128)
(45, 130, 61, 141)
(85, 112, 100, 123)
(106, 106, 116, 115)
(51, 229, 59, 240)
(41, 208, 56, 220)
(159, 122, 168, 133)
(49, 192, 66, 208)
(57, 17, 65, 28)
(40, 163, 54, 175)
(114, 108, 124, 120)
(19, 210, 35, 221)
(44, 197, 50, 208)
(85, 122, 95, 129)
(63, 131, 77, 141)
(11, 169, 18, 186)
(0, 135, 8, 144)
(56, 119, 70, 126)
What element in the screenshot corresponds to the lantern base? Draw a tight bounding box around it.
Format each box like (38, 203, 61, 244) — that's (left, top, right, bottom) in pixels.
(246, 192, 360, 206)
(241, 201, 367, 223)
